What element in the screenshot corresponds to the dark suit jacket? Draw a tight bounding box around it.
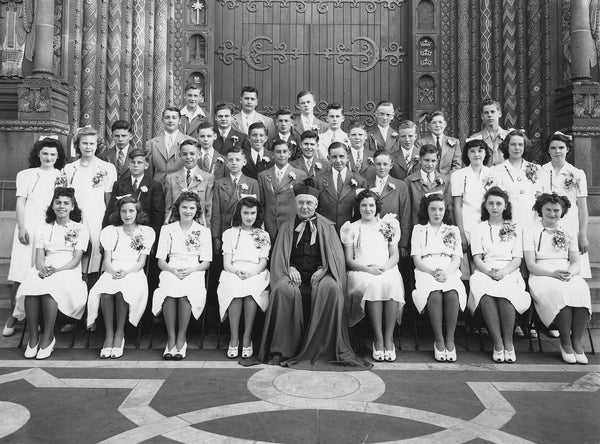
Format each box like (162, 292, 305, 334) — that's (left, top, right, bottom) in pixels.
(366, 126, 400, 152)
(242, 148, 275, 180)
(289, 156, 330, 177)
(291, 114, 328, 134)
(200, 149, 227, 179)
(405, 170, 453, 226)
(146, 132, 195, 185)
(164, 168, 215, 226)
(211, 174, 259, 239)
(265, 130, 302, 160)
(314, 169, 367, 232)
(414, 134, 462, 175)
(180, 112, 207, 139)
(258, 165, 308, 241)
(348, 148, 376, 182)
(213, 127, 247, 155)
(103, 173, 165, 237)
(390, 149, 420, 180)
(103, 145, 133, 179)
(366, 176, 411, 249)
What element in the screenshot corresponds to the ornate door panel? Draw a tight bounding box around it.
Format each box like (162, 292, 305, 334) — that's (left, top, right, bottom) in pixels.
(214, 0, 409, 126)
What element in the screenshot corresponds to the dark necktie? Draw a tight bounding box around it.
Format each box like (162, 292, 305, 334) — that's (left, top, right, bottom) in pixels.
(436, 136, 442, 154)
(132, 178, 139, 193)
(117, 149, 125, 171)
(336, 172, 343, 197)
(256, 153, 261, 165)
(186, 169, 191, 187)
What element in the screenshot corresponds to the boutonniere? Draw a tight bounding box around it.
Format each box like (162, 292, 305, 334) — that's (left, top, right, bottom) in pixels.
(311, 126, 319, 132)
(498, 222, 517, 242)
(321, 177, 329, 187)
(184, 230, 203, 252)
(92, 168, 108, 187)
(251, 228, 271, 249)
(194, 174, 203, 182)
(181, 187, 189, 192)
(216, 157, 225, 164)
(391, 131, 399, 138)
(350, 178, 358, 187)
(262, 156, 270, 163)
(367, 157, 374, 165)
(435, 176, 445, 186)
(314, 161, 322, 170)
(130, 229, 146, 252)
(231, 135, 239, 145)
(388, 182, 396, 190)
(379, 213, 398, 242)
(64, 224, 81, 248)
(441, 226, 458, 249)
(240, 183, 249, 191)
(342, 139, 350, 147)
(563, 171, 580, 191)
(447, 138, 456, 147)
(54, 174, 68, 188)
(289, 171, 296, 180)
(289, 140, 297, 147)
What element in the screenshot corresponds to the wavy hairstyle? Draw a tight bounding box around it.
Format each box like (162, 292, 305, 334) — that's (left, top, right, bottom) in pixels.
(170, 191, 202, 222)
(533, 192, 571, 218)
(28, 138, 67, 170)
(417, 193, 453, 225)
(499, 129, 531, 160)
(351, 189, 381, 222)
(480, 186, 513, 221)
(231, 196, 264, 229)
(462, 138, 492, 166)
(109, 195, 149, 226)
(45, 187, 82, 223)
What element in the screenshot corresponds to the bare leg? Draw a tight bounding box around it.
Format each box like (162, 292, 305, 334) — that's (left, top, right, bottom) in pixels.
(176, 298, 192, 349)
(427, 291, 444, 350)
(368, 301, 384, 351)
(24, 296, 41, 347)
(443, 290, 459, 352)
(227, 298, 243, 347)
(556, 307, 574, 353)
(162, 297, 177, 349)
(40, 295, 58, 348)
(480, 296, 503, 350)
(571, 307, 589, 354)
(498, 298, 516, 350)
(114, 292, 128, 347)
(383, 299, 400, 350)
(100, 293, 115, 349)
(242, 297, 258, 348)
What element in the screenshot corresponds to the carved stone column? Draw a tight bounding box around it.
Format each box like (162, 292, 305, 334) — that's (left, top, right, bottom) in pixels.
(31, 0, 55, 76)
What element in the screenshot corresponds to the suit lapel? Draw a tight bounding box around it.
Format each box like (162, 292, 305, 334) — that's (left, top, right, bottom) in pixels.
(176, 170, 188, 189)
(322, 172, 337, 199)
(339, 172, 354, 200)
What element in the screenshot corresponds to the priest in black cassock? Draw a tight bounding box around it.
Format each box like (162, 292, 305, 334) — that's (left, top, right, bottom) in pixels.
(259, 179, 371, 369)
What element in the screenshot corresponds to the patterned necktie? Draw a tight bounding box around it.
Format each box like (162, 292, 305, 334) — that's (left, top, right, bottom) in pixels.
(276, 169, 284, 185)
(186, 169, 191, 187)
(356, 152, 362, 170)
(378, 178, 385, 193)
(132, 178, 139, 193)
(427, 173, 433, 185)
(336, 171, 343, 197)
(404, 152, 410, 165)
(117, 149, 125, 170)
(202, 152, 210, 171)
(306, 158, 312, 171)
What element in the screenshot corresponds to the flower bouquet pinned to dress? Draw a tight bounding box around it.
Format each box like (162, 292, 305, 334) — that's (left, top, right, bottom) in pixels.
(92, 168, 108, 187)
(551, 229, 571, 251)
(54, 174, 68, 188)
(184, 230, 203, 252)
(498, 222, 517, 242)
(525, 163, 538, 184)
(130, 229, 146, 252)
(441, 226, 458, 250)
(64, 225, 81, 248)
(563, 172, 580, 192)
(378, 213, 398, 242)
(252, 228, 270, 249)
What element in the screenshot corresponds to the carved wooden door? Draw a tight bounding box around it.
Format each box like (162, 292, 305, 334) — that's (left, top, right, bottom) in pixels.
(214, 0, 409, 127)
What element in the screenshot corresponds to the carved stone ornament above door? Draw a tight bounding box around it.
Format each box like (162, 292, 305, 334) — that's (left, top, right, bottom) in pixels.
(216, 0, 406, 14)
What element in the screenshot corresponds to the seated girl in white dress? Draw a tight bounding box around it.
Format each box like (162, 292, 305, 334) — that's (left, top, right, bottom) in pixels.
(87, 196, 156, 359)
(153, 191, 212, 360)
(217, 196, 270, 359)
(411, 194, 466, 362)
(13, 187, 89, 360)
(468, 187, 531, 363)
(341, 189, 405, 362)
(524, 193, 591, 365)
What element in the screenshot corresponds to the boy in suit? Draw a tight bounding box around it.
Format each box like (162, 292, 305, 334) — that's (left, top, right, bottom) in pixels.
(314, 141, 367, 232)
(196, 121, 227, 179)
(213, 102, 246, 155)
(316, 103, 349, 160)
(232, 86, 276, 136)
(258, 140, 307, 241)
(104, 120, 134, 179)
(179, 82, 207, 138)
(103, 149, 165, 237)
(266, 108, 302, 159)
(347, 121, 376, 182)
(414, 111, 462, 175)
(242, 122, 274, 180)
(292, 90, 327, 133)
(390, 120, 420, 180)
(164, 139, 215, 226)
(147, 107, 195, 185)
(290, 130, 330, 177)
(366, 100, 400, 152)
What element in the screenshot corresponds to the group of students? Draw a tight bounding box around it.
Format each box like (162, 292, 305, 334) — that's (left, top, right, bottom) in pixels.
(2, 88, 592, 367)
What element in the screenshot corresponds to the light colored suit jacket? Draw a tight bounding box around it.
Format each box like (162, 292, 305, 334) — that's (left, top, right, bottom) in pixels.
(146, 132, 196, 185)
(164, 167, 215, 226)
(289, 156, 330, 177)
(232, 111, 276, 137)
(211, 174, 259, 238)
(292, 114, 328, 134)
(414, 134, 462, 175)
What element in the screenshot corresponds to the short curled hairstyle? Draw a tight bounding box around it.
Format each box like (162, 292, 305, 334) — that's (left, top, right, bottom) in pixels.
(300, 130, 319, 142)
(417, 193, 453, 225)
(544, 132, 572, 153)
(170, 191, 202, 223)
(73, 126, 99, 157)
(499, 129, 531, 160)
(351, 189, 381, 222)
(45, 187, 82, 223)
(231, 196, 264, 229)
(480, 186, 513, 221)
(462, 139, 492, 166)
(28, 138, 67, 170)
(532, 192, 571, 218)
(109, 196, 150, 226)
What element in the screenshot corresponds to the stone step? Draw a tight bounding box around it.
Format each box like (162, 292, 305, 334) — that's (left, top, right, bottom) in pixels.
(592, 263, 600, 280)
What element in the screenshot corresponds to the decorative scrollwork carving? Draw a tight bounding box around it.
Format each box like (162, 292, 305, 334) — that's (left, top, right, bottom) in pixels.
(217, 36, 405, 72)
(215, 0, 405, 14)
(317, 101, 404, 127)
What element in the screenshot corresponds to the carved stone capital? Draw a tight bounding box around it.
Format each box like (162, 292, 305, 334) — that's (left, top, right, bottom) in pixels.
(17, 77, 68, 123)
(555, 81, 600, 136)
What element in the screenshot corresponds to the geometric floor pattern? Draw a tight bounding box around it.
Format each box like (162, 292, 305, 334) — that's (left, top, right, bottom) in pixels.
(0, 359, 599, 443)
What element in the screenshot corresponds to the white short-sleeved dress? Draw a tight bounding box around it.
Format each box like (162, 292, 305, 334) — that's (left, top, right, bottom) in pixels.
(8, 167, 62, 283)
(86, 225, 156, 328)
(523, 224, 591, 327)
(468, 221, 531, 314)
(64, 158, 117, 273)
(410, 223, 467, 314)
(340, 219, 405, 326)
(13, 221, 89, 321)
(152, 222, 212, 319)
(540, 162, 591, 278)
(217, 227, 270, 321)
(493, 160, 542, 226)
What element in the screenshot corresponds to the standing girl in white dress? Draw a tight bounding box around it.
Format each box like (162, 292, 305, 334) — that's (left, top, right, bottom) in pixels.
(524, 193, 591, 364)
(153, 191, 212, 360)
(411, 194, 466, 362)
(87, 196, 156, 359)
(64, 127, 117, 275)
(468, 187, 531, 363)
(217, 196, 270, 359)
(4, 138, 67, 337)
(13, 187, 89, 359)
(341, 189, 404, 362)
(540, 132, 590, 278)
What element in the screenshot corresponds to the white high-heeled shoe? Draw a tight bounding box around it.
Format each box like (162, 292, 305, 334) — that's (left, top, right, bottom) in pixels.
(110, 339, 125, 359)
(434, 343, 446, 362)
(559, 344, 576, 364)
(24, 341, 39, 359)
(36, 337, 55, 360)
(492, 347, 504, 363)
